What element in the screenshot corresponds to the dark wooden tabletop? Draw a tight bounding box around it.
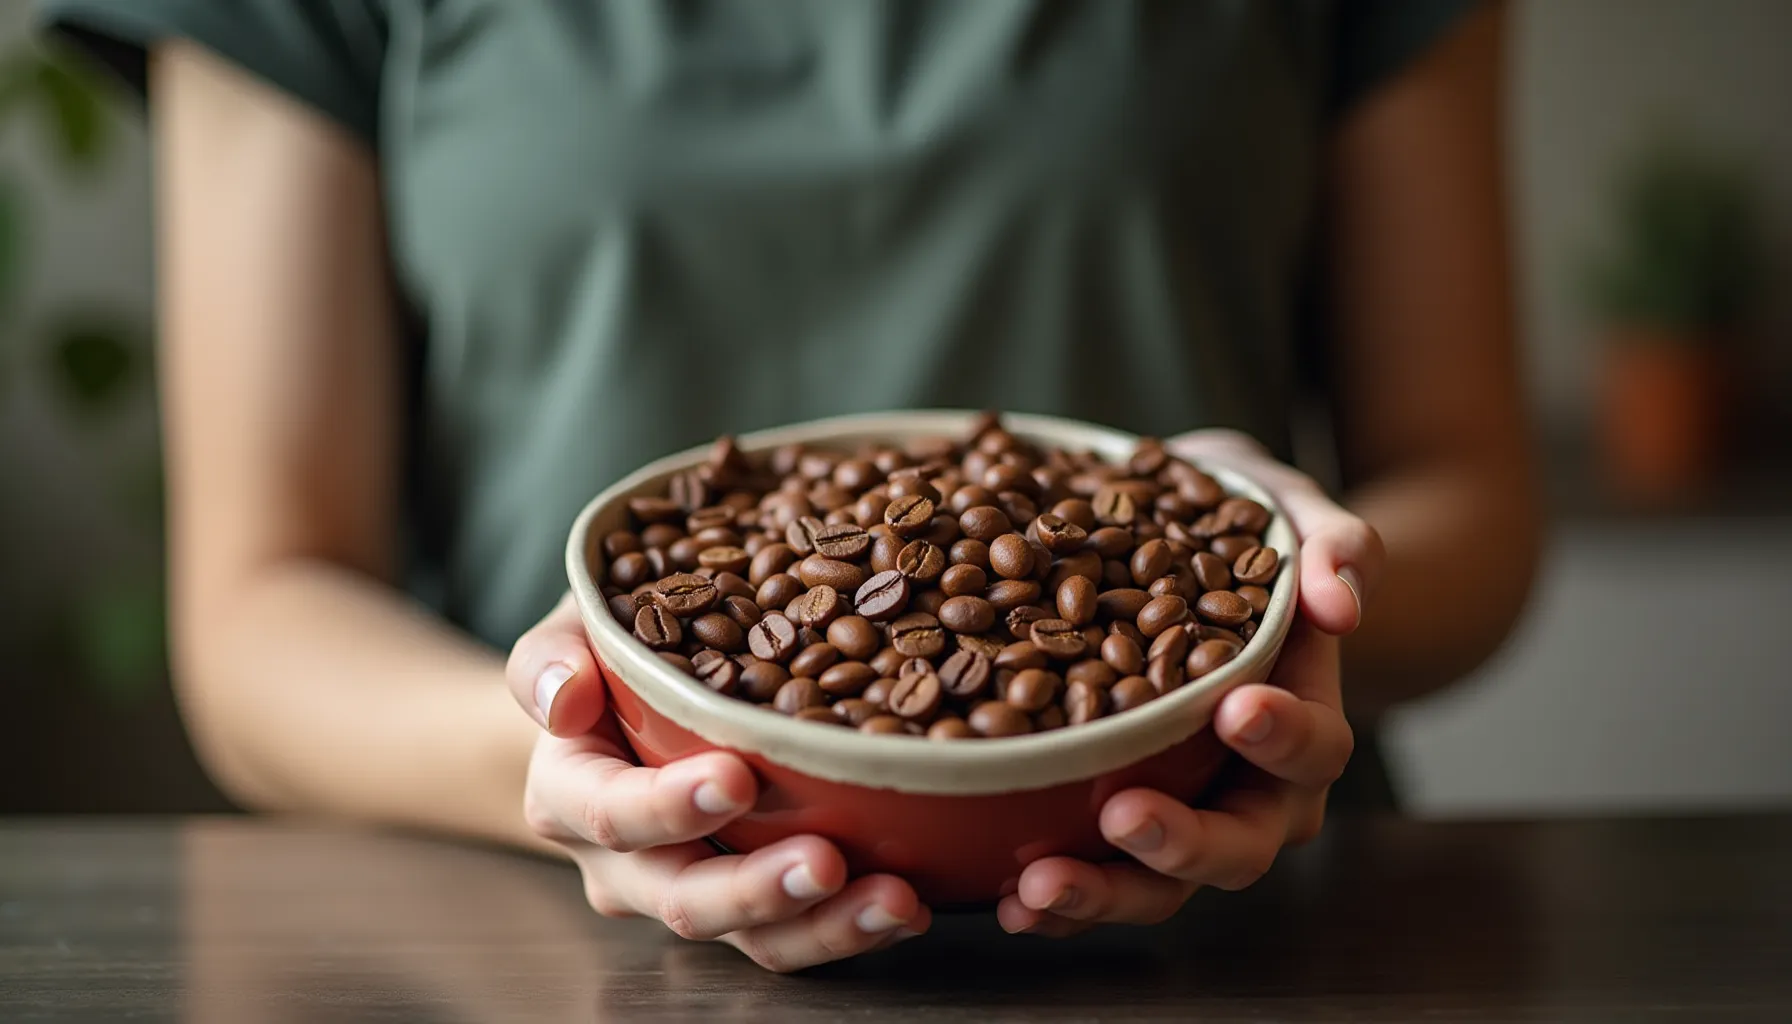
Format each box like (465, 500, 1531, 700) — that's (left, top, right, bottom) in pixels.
(2, 815, 1789, 1023)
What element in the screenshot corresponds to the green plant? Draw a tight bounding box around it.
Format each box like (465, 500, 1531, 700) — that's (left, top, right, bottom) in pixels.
(1577, 130, 1759, 341)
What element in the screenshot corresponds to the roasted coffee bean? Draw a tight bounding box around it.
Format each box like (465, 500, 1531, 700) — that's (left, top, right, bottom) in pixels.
(1035, 705, 1067, 731)
(1195, 590, 1253, 628)
(938, 595, 997, 634)
(692, 526, 744, 550)
(609, 593, 641, 624)
(1095, 587, 1152, 621)
(1136, 594, 1190, 638)
(938, 650, 993, 700)
(995, 641, 1048, 672)
(1191, 551, 1233, 592)
(797, 555, 866, 594)
(1103, 559, 1135, 589)
(755, 572, 804, 612)
(690, 613, 746, 653)
(1129, 439, 1169, 476)
(695, 654, 740, 695)
(969, 700, 1032, 737)
(866, 532, 903, 574)
(1194, 624, 1246, 648)
(859, 715, 908, 735)
(898, 657, 933, 679)
(1086, 526, 1134, 559)
(1065, 680, 1108, 725)
(955, 633, 1006, 661)
(923, 515, 962, 547)
(747, 612, 799, 663)
(658, 651, 697, 676)
(610, 551, 652, 590)
(1209, 533, 1258, 563)
(789, 642, 841, 679)
(1005, 668, 1060, 712)
(1030, 619, 1088, 660)
(1056, 575, 1098, 625)
(819, 661, 878, 697)
(1050, 498, 1097, 531)
(1109, 675, 1156, 713)
(1027, 539, 1055, 583)
(773, 677, 826, 714)
(653, 573, 719, 616)
(1237, 584, 1270, 617)
(747, 543, 799, 586)
(854, 494, 891, 528)
(1216, 497, 1272, 535)
(958, 505, 1012, 543)
(827, 615, 881, 661)
(714, 572, 755, 601)
(1130, 538, 1173, 586)
(1005, 605, 1050, 642)
(985, 578, 1043, 613)
(832, 698, 881, 726)
(811, 522, 871, 560)
(1052, 551, 1104, 589)
(854, 570, 911, 622)
(740, 661, 791, 701)
(1185, 639, 1239, 679)
(794, 585, 845, 629)
(697, 545, 751, 575)
(797, 626, 827, 649)
(896, 540, 947, 583)
(603, 531, 643, 560)
(884, 494, 936, 538)
(949, 539, 991, 571)
(869, 647, 907, 677)
(1077, 621, 1108, 651)
(629, 496, 684, 524)
(1034, 514, 1088, 555)
(928, 717, 976, 740)
(785, 516, 822, 554)
(988, 533, 1035, 580)
(1147, 654, 1184, 695)
(642, 547, 672, 580)
(721, 595, 763, 630)
(1066, 658, 1118, 690)
(889, 613, 947, 659)
(1148, 622, 1193, 667)
(949, 485, 995, 515)
(633, 604, 682, 649)
(1109, 620, 1149, 648)
(794, 706, 844, 726)
(912, 589, 949, 617)
(797, 450, 839, 481)
(1233, 546, 1279, 586)
(1240, 621, 1259, 643)
(1148, 576, 1180, 599)
(862, 677, 894, 709)
(940, 563, 988, 598)
(888, 672, 943, 721)
(1092, 486, 1137, 527)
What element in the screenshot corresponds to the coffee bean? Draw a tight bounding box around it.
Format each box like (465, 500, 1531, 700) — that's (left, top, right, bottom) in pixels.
(1136, 594, 1190, 638)
(1056, 575, 1098, 625)
(629, 496, 684, 524)
(923, 514, 962, 547)
(811, 522, 871, 560)
(827, 616, 881, 661)
(940, 563, 988, 598)
(773, 676, 825, 714)
(985, 579, 1043, 612)
(633, 604, 682, 649)
(1050, 498, 1097, 531)
(1131, 538, 1173, 586)
(740, 661, 791, 701)
(1147, 654, 1184, 695)
(1185, 639, 1239, 679)
(1148, 576, 1180, 599)
(868, 647, 906, 677)
(610, 551, 652, 589)
(794, 585, 844, 629)
(721, 595, 763, 630)
(609, 593, 641, 624)
(693, 526, 743, 551)
(1087, 526, 1135, 558)
(747, 612, 799, 662)
(1209, 534, 1258, 562)
(789, 642, 841, 679)
(896, 540, 947, 583)
(1148, 622, 1192, 667)
(958, 505, 1011, 543)
(1035, 705, 1067, 731)
(1236, 584, 1270, 617)
(1065, 680, 1108, 725)
(1109, 675, 1156, 713)
(1240, 621, 1259, 643)
(1095, 588, 1152, 621)
(695, 654, 740, 695)
(797, 555, 866, 594)
(792, 706, 843, 726)
(784, 516, 822, 554)
(658, 651, 697, 676)
(938, 595, 997, 634)
(1103, 559, 1133, 589)
(690, 613, 746, 653)
(1066, 658, 1118, 689)
(1109, 620, 1148, 648)
(862, 677, 894, 709)
(603, 531, 643, 560)
(755, 573, 804, 612)
(869, 532, 904, 574)
(898, 656, 933, 679)
(912, 589, 949, 617)
(1191, 551, 1233, 592)
(854, 570, 912, 622)
(859, 714, 908, 735)
(1005, 668, 1060, 712)
(1030, 619, 1088, 660)
(928, 717, 976, 740)
(1217, 497, 1272, 536)
(949, 538, 992, 570)
(1233, 546, 1279, 586)
(1034, 514, 1088, 555)
(832, 458, 878, 492)
(995, 641, 1048, 672)
(889, 613, 946, 659)
(819, 661, 878, 697)
(1005, 605, 1050, 642)
(968, 701, 1032, 737)
(714, 572, 755, 601)
(1027, 539, 1055, 583)
(888, 672, 943, 721)
(832, 698, 881, 726)
(697, 545, 751, 576)
(884, 494, 936, 538)
(1195, 590, 1252, 628)
(938, 650, 994, 700)
(988, 533, 1035, 580)
(1092, 486, 1136, 528)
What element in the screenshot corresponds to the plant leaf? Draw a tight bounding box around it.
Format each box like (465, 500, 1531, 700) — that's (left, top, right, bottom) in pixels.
(46, 316, 138, 416)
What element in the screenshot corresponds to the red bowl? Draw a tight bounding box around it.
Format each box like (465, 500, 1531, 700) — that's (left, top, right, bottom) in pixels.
(566, 411, 1299, 908)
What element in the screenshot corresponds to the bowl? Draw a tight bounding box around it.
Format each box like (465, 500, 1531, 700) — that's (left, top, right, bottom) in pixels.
(565, 410, 1299, 907)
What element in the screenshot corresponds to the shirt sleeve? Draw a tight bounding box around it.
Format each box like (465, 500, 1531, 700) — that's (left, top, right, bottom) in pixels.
(1329, 0, 1485, 115)
(37, 0, 386, 144)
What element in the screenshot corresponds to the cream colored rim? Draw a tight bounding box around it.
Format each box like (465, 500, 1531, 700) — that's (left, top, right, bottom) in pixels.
(566, 410, 1299, 795)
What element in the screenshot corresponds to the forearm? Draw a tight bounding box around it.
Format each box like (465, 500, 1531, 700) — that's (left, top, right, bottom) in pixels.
(173, 560, 548, 852)
(1341, 456, 1541, 716)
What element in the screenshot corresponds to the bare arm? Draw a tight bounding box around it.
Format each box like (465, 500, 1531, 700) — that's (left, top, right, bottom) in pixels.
(1326, 2, 1542, 713)
(154, 42, 540, 848)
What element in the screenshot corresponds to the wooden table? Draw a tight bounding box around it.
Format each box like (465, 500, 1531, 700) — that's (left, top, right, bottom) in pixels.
(2, 816, 1789, 1022)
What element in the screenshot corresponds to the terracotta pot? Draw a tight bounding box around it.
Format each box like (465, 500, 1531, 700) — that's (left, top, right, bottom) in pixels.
(1597, 332, 1727, 501)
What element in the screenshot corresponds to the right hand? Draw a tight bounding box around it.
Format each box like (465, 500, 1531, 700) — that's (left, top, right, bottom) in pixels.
(505, 595, 930, 972)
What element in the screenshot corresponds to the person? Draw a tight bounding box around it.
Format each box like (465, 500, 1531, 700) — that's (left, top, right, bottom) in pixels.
(44, 0, 1538, 971)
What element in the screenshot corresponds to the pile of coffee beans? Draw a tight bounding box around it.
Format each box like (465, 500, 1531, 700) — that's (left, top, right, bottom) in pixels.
(597, 415, 1281, 739)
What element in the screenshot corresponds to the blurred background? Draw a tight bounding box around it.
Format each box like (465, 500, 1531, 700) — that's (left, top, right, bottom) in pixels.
(1, 0, 1787, 818)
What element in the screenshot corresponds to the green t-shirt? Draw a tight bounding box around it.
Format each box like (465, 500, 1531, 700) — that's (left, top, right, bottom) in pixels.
(46, 0, 1474, 651)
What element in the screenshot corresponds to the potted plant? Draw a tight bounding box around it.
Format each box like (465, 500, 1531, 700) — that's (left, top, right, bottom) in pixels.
(1577, 132, 1758, 502)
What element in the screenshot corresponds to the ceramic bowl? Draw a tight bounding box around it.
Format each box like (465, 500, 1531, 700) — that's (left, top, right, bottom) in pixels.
(566, 410, 1298, 907)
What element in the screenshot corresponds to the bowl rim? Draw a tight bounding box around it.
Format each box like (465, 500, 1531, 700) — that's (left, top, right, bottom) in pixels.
(566, 410, 1299, 795)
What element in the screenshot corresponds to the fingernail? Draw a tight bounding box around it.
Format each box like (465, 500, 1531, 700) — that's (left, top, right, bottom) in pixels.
(692, 781, 742, 816)
(1118, 817, 1164, 853)
(1337, 567, 1364, 621)
(893, 927, 922, 943)
(1047, 887, 1079, 912)
(781, 864, 829, 900)
(1236, 708, 1274, 745)
(534, 663, 575, 726)
(855, 905, 905, 933)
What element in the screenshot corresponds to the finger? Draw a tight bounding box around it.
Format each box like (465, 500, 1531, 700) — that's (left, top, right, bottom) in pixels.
(724, 875, 926, 974)
(507, 592, 608, 735)
(1016, 857, 1196, 925)
(531, 741, 757, 852)
(1214, 682, 1353, 789)
(645, 836, 848, 941)
(995, 896, 1095, 937)
(1100, 785, 1291, 891)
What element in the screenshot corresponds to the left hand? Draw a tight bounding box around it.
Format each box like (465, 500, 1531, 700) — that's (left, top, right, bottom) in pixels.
(997, 430, 1384, 936)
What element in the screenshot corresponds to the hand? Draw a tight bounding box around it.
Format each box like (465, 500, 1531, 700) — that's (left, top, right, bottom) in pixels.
(997, 430, 1382, 936)
(505, 596, 930, 971)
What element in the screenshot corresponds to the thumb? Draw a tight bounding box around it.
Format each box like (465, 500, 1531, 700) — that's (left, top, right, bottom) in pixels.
(507, 592, 609, 736)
